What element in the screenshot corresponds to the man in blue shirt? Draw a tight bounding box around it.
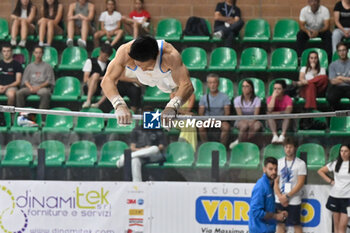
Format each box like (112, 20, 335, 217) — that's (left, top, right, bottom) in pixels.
(249, 157, 288, 233)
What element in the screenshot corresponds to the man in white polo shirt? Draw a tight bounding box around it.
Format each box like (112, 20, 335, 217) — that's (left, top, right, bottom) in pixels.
(297, 0, 332, 62)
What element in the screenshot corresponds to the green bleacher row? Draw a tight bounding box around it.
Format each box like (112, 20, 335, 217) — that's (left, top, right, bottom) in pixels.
(0, 140, 342, 170)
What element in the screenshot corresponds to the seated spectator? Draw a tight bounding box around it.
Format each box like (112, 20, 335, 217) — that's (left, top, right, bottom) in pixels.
(170, 88, 197, 151)
(267, 80, 293, 144)
(332, 0, 350, 54)
(122, 0, 151, 39)
(297, 0, 332, 62)
(82, 44, 113, 109)
(0, 44, 23, 106)
(10, 0, 37, 47)
(38, 0, 64, 47)
(229, 80, 262, 149)
(198, 73, 231, 146)
(16, 46, 55, 109)
(295, 51, 328, 110)
(327, 42, 350, 110)
(116, 120, 166, 182)
(93, 0, 123, 48)
(213, 0, 244, 48)
(66, 0, 95, 48)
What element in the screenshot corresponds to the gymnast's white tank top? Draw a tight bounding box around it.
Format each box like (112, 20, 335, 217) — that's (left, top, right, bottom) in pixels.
(127, 40, 176, 93)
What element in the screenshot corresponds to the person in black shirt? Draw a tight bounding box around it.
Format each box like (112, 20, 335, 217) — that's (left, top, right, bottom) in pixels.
(213, 0, 244, 47)
(82, 44, 113, 108)
(332, 0, 350, 54)
(0, 44, 23, 106)
(116, 124, 166, 182)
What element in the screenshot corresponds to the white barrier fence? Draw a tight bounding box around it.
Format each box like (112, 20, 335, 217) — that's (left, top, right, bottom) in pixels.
(0, 181, 332, 233)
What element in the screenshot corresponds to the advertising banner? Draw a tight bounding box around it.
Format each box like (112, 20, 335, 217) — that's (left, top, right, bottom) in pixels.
(0, 181, 332, 233)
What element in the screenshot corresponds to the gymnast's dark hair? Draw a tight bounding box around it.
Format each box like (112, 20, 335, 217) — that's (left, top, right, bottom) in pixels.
(335, 144, 350, 173)
(129, 36, 158, 62)
(13, 0, 33, 17)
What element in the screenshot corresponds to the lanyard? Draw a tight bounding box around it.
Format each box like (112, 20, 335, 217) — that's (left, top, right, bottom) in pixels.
(224, 3, 233, 17)
(284, 157, 296, 172)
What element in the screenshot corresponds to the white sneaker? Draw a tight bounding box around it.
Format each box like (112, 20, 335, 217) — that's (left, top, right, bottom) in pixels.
(229, 139, 239, 149)
(142, 22, 150, 28)
(271, 135, 279, 144)
(38, 41, 44, 47)
(104, 40, 110, 45)
(18, 40, 26, 47)
(116, 155, 124, 168)
(10, 39, 17, 46)
(77, 38, 86, 48)
(66, 38, 73, 47)
(278, 135, 285, 143)
(82, 101, 91, 108)
(90, 103, 100, 108)
(213, 30, 223, 39)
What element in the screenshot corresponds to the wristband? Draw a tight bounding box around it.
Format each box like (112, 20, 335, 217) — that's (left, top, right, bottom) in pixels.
(166, 96, 182, 110)
(110, 95, 126, 109)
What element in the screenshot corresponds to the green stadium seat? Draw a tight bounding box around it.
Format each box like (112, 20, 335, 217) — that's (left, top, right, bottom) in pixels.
(238, 77, 265, 100)
(2, 140, 33, 166)
(297, 110, 327, 136)
(58, 47, 88, 71)
(66, 141, 97, 167)
(301, 48, 328, 68)
(296, 143, 325, 170)
(31, 46, 58, 69)
(183, 18, 211, 42)
(0, 112, 12, 132)
(229, 142, 260, 169)
(191, 77, 203, 101)
(269, 48, 298, 72)
(13, 47, 29, 68)
(272, 19, 299, 43)
(143, 86, 170, 102)
(328, 144, 341, 163)
(242, 19, 270, 42)
(74, 108, 104, 133)
(42, 107, 73, 133)
(163, 142, 194, 168)
(239, 47, 268, 72)
(73, 35, 93, 42)
(98, 141, 129, 167)
(156, 18, 182, 42)
(208, 47, 237, 71)
(181, 47, 207, 71)
(263, 144, 285, 160)
(38, 140, 65, 167)
(51, 76, 81, 101)
(91, 47, 116, 60)
(329, 116, 350, 136)
(11, 111, 42, 133)
(0, 18, 9, 41)
(105, 109, 137, 134)
(218, 77, 234, 100)
(196, 142, 227, 168)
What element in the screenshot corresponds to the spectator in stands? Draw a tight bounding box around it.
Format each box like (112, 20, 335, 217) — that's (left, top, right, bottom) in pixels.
(249, 157, 288, 233)
(229, 79, 262, 149)
(16, 46, 55, 109)
(318, 144, 350, 233)
(274, 137, 307, 233)
(332, 0, 350, 54)
(10, 0, 37, 47)
(0, 44, 23, 106)
(327, 42, 350, 110)
(213, 0, 244, 48)
(295, 51, 328, 110)
(93, 0, 123, 48)
(267, 80, 293, 144)
(116, 116, 166, 182)
(82, 44, 113, 109)
(122, 0, 151, 39)
(170, 88, 197, 151)
(38, 0, 63, 47)
(198, 73, 231, 146)
(66, 0, 95, 48)
(297, 0, 332, 62)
